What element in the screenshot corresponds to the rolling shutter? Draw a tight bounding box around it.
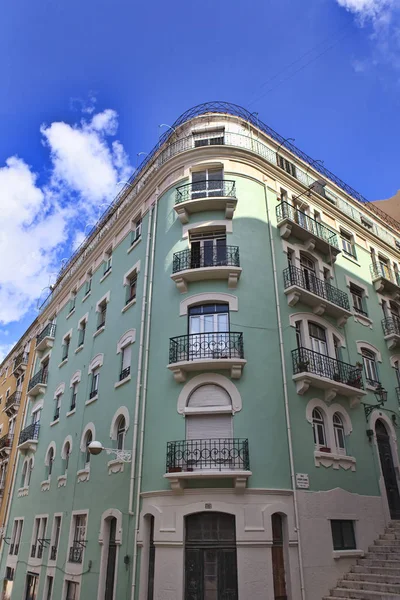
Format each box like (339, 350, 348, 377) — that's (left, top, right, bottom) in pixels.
(188, 384, 231, 408)
(186, 414, 233, 440)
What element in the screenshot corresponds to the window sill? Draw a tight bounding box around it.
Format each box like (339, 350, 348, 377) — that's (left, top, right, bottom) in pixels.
(127, 237, 141, 254)
(121, 298, 136, 313)
(66, 408, 76, 417)
(77, 468, 90, 483)
(75, 345, 84, 354)
(59, 358, 68, 368)
(66, 308, 76, 320)
(108, 458, 125, 475)
(100, 269, 112, 283)
(82, 291, 91, 303)
(93, 326, 105, 339)
(314, 451, 356, 471)
(50, 418, 59, 427)
(40, 479, 50, 492)
(332, 549, 364, 560)
(85, 395, 98, 406)
(342, 253, 360, 266)
(353, 313, 373, 328)
(366, 383, 380, 392)
(17, 486, 29, 497)
(57, 474, 67, 488)
(114, 375, 131, 389)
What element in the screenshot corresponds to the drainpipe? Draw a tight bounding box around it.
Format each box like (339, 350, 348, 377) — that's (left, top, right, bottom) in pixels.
(130, 193, 158, 600)
(264, 182, 306, 600)
(128, 204, 154, 516)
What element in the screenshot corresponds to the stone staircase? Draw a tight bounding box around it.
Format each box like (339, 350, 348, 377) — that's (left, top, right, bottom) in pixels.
(323, 521, 400, 599)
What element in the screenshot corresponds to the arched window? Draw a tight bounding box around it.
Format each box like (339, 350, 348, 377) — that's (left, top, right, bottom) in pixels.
(64, 442, 71, 473)
(312, 408, 326, 449)
(333, 413, 346, 455)
(85, 431, 93, 467)
(116, 417, 126, 451)
(362, 348, 379, 386)
(27, 458, 33, 486)
(21, 461, 27, 488)
(308, 323, 328, 356)
(47, 448, 54, 477)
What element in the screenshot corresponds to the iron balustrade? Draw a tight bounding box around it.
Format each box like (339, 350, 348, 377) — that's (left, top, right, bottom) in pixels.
(276, 201, 339, 249)
(119, 367, 130, 381)
(382, 316, 400, 337)
(19, 423, 40, 446)
(28, 368, 48, 392)
(0, 434, 13, 451)
(89, 389, 98, 399)
(5, 391, 21, 412)
(292, 347, 364, 389)
(169, 332, 244, 364)
(36, 323, 56, 346)
(53, 407, 60, 421)
(283, 266, 350, 311)
(370, 263, 400, 287)
(175, 179, 236, 204)
(13, 352, 28, 372)
(50, 545, 57, 561)
(69, 544, 83, 563)
(9, 544, 18, 555)
(353, 306, 368, 317)
(166, 438, 250, 472)
(172, 246, 240, 274)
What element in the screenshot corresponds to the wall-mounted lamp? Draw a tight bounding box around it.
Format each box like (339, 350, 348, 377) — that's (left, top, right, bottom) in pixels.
(366, 429, 374, 442)
(88, 441, 132, 463)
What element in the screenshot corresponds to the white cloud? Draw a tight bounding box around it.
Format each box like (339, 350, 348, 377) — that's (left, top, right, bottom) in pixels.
(0, 342, 16, 362)
(336, 0, 395, 21)
(0, 107, 132, 325)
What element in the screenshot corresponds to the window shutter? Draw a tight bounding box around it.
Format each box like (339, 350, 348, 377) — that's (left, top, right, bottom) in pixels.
(122, 346, 131, 370)
(188, 384, 231, 408)
(186, 414, 233, 440)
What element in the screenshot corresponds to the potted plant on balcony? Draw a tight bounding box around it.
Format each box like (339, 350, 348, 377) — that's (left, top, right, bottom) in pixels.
(296, 359, 309, 373)
(319, 446, 331, 453)
(168, 466, 182, 473)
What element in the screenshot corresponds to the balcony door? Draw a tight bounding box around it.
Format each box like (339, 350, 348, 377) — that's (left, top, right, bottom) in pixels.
(189, 304, 229, 360)
(190, 230, 227, 269)
(185, 512, 238, 600)
(308, 323, 328, 376)
(191, 168, 223, 199)
(376, 420, 400, 519)
(300, 254, 318, 295)
(25, 573, 39, 600)
(186, 407, 233, 471)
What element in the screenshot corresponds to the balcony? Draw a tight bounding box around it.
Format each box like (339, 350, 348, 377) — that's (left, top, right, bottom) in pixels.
(168, 332, 246, 382)
(283, 266, 351, 327)
(165, 438, 251, 491)
(69, 544, 83, 563)
(0, 434, 13, 459)
(18, 423, 40, 453)
(370, 263, 400, 299)
(171, 246, 242, 293)
(174, 180, 237, 224)
(12, 352, 28, 377)
(382, 317, 400, 350)
(36, 323, 56, 352)
(27, 369, 48, 398)
(291, 347, 366, 407)
(276, 202, 340, 262)
(5, 391, 21, 417)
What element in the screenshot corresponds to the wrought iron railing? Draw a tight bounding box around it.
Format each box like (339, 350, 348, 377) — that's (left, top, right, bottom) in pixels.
(353, 305, 368, 317)
(0, 434, 13, 451)
(172, 246, 240, 273)
(370, 263, 400, 287)
(166, 438, 250, 472)
(169, 332, 244, 363)
(175, 179, 236, 204)
(9, 543, 18, 555)
(283, 266, 350, 310)
(119, 367, 130, 381)
(89, 389, 98, 399)
(382, 316, 400, 337)
(5, 391, 21, 412)
(50, 545, 57, 561)
(292, 347, 364, 389)
(36, 323, 56, 346)
(53, 407, 60, 421)
(37, 545, 43, 559)
(19, 423, 40, 446)
(28, 369, 48, 392)
(13, 352, 28, 372)
(69, 544, 83, 563)
(276, 202, 339, 249)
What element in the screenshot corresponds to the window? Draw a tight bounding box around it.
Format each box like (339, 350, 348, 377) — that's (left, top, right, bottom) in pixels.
(325, 189, 337, 205)
(27, 458, 34, 486)
(85, 431, 93, 466)
(65, 581, 79, 600)
(191, 167, 224, 198)
(308, 322, 328, 356)
(277, 155, 297, 177)
(62, 335, 70, 361)
(47, 447, 54, 477)
(193, 129, 224, 147)
(98, 301, 107, 329)
(31, 516, 47, 559)
(131, 217, 142, 244)
(280, 188, 288, 202)
(54, 395, 61, 421)
(362, 348, 379, 386)
(50, 515, 61, 561)
(10, 518, 23, 555)
(331, 520, 356, 550)
(361, 215, 373, 231)
(333, 413, 346, 455)
(45, 576, 54, 600)
(90, 368, 99, 399)
(340, 230, 356, 258)
(69, 514, 87, 564)
(68, 292, 76, 314)
(188, 304, 230, 360)
(295, 322, 302, 348)
(126, 273, 137, 305)
(350, 283, 367, 317)
(116, 416, 126, 450)
(85, 271, 92, 295)
(64, 442, 71, 473)
(104, 249, 112, 275)
(312, 408, 327, 450)
(78, 320, 86, 347)
(71, 383, 78, 411)
(147, 516, 155, 600)
(189, 228, 227, 268)
(120, 346, 131, 381)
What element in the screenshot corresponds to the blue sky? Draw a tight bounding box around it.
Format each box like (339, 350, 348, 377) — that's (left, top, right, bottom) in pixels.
(0, 0, 399, 356)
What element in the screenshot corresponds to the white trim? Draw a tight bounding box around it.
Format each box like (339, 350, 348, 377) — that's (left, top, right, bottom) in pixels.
(97, 509, 122, 600)
(70, 370, 82, 387)
(98, 508, 123, 544)
(390, 355, 400, 368)
(116, 329, 136, 354)
(123, 260, 141, 286)
(177, 374, 242, 414)
(289, 313, 346, 347)
(88, 354, 104, 375)
(78, 313, 89, 327)
(53, 383, 65, 399)
(61, 436, 73, 459)
(180, 293, 238, 316)
(80, 423, 95, 452)
(356, 341, 382, 363)
(305, 399, 352, 436)
(62, 328, 73, 343)
(109, 407, 130, 440)
(45, 442, 56, 466)
(345, 275, 369, 298)
(95, 291, 110, 312)
(182, 219, 233, 238)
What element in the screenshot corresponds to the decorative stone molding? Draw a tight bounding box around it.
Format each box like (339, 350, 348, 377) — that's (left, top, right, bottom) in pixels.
(171, 266, 242, 294)
(293, 372, 366, 407)
(164, 469, 252, 492)
(77, 468, 90, 483)
(41, 479, 50, 492)
(108, 459, 124, 475)
(57, 475, 67, 488)
(314, 451, 356, 471)
(180, 292, 238, 316)
(169, 359, 246, 383)
(177, 374, 242, 415)
(18, 486, 29, 497)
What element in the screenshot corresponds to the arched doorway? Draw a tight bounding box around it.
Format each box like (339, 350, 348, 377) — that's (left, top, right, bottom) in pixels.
(271, 514, 287, 600)
(185, 512, 238, 600)
(376, 420, 400, 519)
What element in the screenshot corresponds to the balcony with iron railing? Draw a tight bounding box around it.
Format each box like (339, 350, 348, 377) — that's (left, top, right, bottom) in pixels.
(171, 246, 242, 292)
(69, 543, 83, 563)
(0, 433, 13, 458)
(18, 423, 40, 452)
(283, 266, 351, 326)
(174, 179, 237, 223)
(370, 263, 400, 298)
(27, 368, 48, 397)
(168, 332, 246, 382)
(12, 352, 28, 377)
(291, 347, 366, 406)
(276, 202, 340, 262)
(382, 316, 400, 350)
(36, 323, 56, 352)
(165, 438, 251, 491)
(5, 391, 21, 416)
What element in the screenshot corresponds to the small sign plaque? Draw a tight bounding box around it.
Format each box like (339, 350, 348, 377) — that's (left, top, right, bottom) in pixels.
(205, 503, 212, 510)
(296, 473, 309, 489)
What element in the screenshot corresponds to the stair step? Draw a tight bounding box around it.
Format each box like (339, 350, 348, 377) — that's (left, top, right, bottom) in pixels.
(376, 539, 400, 546)
(346, 573, 400, 584)
(360, 559, 400, 569)
(352, 566, 400, 577)
(329, 587, 400, 599)
(338, 579, 400, 593)
(367, 546, 400, 554)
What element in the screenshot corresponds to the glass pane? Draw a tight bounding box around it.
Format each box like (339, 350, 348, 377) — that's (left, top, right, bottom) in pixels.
(203, 315, 215, 333)
(217, 313, 228, 332)
(189, 316, 201, 335)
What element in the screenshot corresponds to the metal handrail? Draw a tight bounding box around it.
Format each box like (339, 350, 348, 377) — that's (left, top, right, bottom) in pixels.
(370, 263, 400, 287)
(19, 423, 40, 445)
(169, 332, 244, 363)
(13, 352, 28, 371)
(382, 316, 400, 337)
(69, 544, 83, 563)
(5, 391, 21, 412)
(28, 368, 48, 392)
(276, 202, 339, 248)
(0, 434, 13, 450)
(172, 246, 240, 274)
(119, 367, 130, 381)
(166, 438, 250, 472)
(292, 347, 364, 389)
(283, 266, 350, 310)
(175, 179, 236, 204)
(36, 323, 56, 345)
